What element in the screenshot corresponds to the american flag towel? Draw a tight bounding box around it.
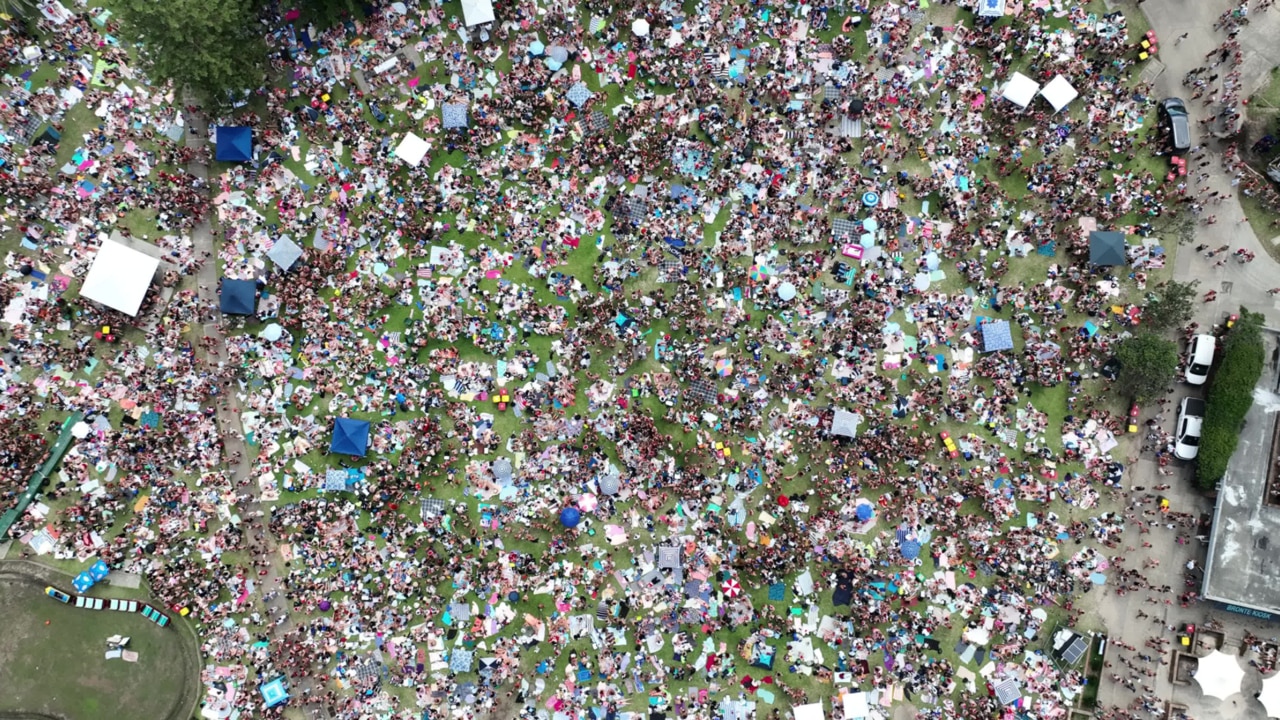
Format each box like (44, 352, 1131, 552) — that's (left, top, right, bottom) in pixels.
(417, 266, 432, 278)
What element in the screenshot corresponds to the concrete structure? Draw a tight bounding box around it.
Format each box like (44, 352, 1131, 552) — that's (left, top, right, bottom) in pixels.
(1201, 334, 1280, 621)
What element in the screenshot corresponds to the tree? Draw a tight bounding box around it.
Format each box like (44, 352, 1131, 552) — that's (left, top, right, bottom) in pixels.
(113, 0, 267, 106)
(1142, 279, 1198, 332)
(1115, 332, 1179, 401)
(1197, 308, 1266, 489)
(289, 0, 361, 27)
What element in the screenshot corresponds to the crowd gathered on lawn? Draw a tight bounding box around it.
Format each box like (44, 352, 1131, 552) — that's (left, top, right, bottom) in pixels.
(0, 0, 1265, 719)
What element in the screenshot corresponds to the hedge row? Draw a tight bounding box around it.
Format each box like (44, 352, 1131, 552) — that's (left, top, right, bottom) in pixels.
(1197, 309, 1266, 489)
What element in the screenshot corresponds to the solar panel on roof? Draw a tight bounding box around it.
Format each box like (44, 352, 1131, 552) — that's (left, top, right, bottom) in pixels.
(1061, 636, 1087, 665)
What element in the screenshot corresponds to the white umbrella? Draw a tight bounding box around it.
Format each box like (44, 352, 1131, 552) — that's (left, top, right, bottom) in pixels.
(578, 494, 598, 512)
(70, 421, 91, 439)
(777, 282, 797, 301)
(1195, 650, 1246, 701)
(665, 31, 683, 48)
(1258, 672, 1280, 717)
(260, 323, 283, 342)
(632, 18, 650, 36)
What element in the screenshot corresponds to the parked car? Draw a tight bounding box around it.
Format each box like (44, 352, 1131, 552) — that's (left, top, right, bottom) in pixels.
(1185, 334, 1216, 386)
(45, 586, 71, 603)
(1158, 98, 1192, 155)
(1174, 397, 1206, 460)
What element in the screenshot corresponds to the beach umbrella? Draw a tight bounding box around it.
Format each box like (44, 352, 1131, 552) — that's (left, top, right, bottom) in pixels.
(547, 46, 569, 62)
(1257, 672, 1280, 716)
(529, 40, 545, 56)
(749, 264, 770, 281)
(777, 282, 797, 301)
(578, 494, 598, 512)
(722, 579, 742, 597)
(546, 57, 563, 71)
(598, 473, 620, 496)
(777, 495, 790, 508)
(862, 217, 878, 231)
(319, 600, 332, 611)
(632, 18, 650, 36)
(862, 191, 879, 207)
(715, 358, 733, 377)
(1194, 650, 1245, 701)
(665, 31, 684, 48)
(559, 507, 581, 528)
(855, 504, 874, 521)
(70, 421, 91, 439)
(261, 323, 283, 342)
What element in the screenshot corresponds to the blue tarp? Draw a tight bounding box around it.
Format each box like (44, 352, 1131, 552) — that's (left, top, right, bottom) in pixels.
(219, 278, 258, 315)
(980, 319, 1014, 352)
(330, 417, 370, 457)
(215, 126, 253, 162)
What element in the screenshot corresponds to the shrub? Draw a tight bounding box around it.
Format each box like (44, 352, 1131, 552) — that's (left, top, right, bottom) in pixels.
(1196, 309, 1266, 489)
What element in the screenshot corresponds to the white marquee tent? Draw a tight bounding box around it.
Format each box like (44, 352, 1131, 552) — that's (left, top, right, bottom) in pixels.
(394, 132, 429, 167)
(80, 237, 160, 316)
(1041, 75, 1079, 112)
(1194, 649, 1246, 701)
(1001, 72, 1040, 109)
(793, 703, 825, 720)
(461, 0, 494, 26)
(842, 692, 871, 719)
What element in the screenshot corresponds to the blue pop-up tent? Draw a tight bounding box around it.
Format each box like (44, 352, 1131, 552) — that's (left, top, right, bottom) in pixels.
(330, 417, 370, 457)
(219, 278, 258, 315)
(259, 677, 289, 708)
(89, 559, 110, 582)
(215, 126, 253, 162)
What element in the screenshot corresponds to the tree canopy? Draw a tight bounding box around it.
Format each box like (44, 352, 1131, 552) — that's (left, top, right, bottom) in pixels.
(1115, 332, 1179, 402)
(1141, 279, 1198, 333)
(113, 0, 266, 106)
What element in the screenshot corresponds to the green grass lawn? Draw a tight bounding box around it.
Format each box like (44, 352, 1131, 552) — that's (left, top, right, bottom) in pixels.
(0, 580, 192, 720)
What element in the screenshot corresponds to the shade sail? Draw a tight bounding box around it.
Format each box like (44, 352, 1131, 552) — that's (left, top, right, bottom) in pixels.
(80, 238, 159, 316)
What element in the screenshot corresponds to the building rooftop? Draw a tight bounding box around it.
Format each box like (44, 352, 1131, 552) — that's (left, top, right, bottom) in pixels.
(1202, 343, 1280, 618)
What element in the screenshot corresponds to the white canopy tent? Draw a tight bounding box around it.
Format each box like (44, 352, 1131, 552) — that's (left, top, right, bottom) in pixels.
(1001, 72, 1040, 109)
(80, 237, 160, 316)
(1194, 650, 1246, 701)
(1041, 75, 1079, 112)
(842, 692, 871, 719)
(792, 702, 825, 720)
(461, 0, 494, 26)
(1258, 673, 1280, 718)
(394, 132, 429, 167)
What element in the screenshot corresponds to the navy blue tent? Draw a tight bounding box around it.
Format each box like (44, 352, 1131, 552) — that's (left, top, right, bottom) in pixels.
(220, 278, 258, 315)
(330, 417, 370, 457)
(980, 319, 1014, 353)
(215, 126, 253, 162)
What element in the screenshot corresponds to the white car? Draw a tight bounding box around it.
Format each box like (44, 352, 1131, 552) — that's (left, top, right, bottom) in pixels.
(1174, 397, 1206, 461)
(1185, 334, 1216, 386)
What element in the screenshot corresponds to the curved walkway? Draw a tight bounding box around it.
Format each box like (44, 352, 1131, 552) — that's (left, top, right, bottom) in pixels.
(0, 559, 202, 720)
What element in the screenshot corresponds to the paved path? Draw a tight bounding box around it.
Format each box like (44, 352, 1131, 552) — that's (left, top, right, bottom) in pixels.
(183, 114, 332, 720)
(1136, 0, 1280, 327)
(1089, 2, 1280, 718)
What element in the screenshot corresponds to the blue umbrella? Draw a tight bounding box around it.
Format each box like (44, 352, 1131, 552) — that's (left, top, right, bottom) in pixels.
(546, 57, 563, 72)
(862, 191, 880, 207)
(559, 507, 581, 528)
(529, 40, 545, 56)
(900, 539, 922, 560)
(856, 504, 874, 521)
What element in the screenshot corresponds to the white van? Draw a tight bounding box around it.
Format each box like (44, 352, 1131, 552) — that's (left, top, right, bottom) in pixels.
(1185, 334, 1216, 386)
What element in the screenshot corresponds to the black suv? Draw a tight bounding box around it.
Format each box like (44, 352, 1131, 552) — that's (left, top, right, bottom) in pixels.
(1158, 98, 1191, 155)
